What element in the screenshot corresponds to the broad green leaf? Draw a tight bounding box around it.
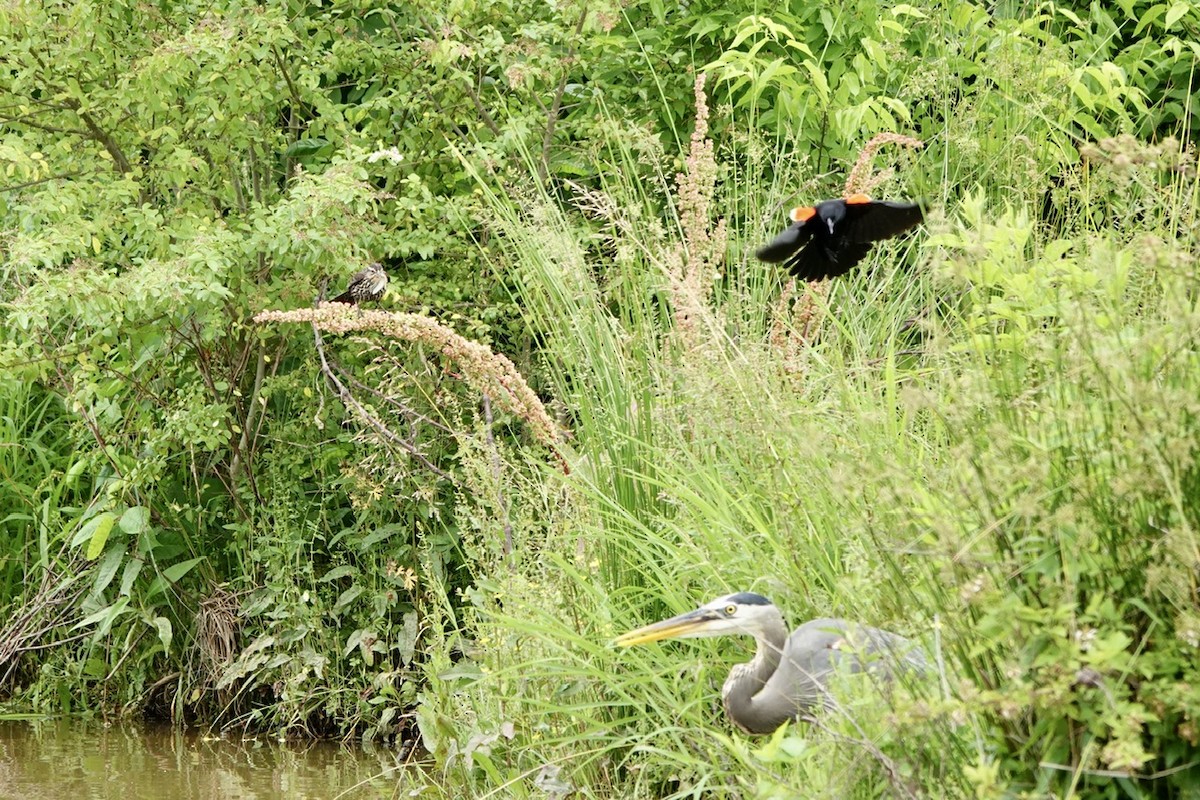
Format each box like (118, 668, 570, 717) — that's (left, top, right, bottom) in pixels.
(1164, 2, 1189, 28)
(119, 557, 144, 597)
(161, 556, 204, 583)
(118, 506, 150, 535)
(146, 557, 206, 599)
(150, 616, 173, 654)
(74, 597, 131, 638)
(1056, 6, 1084, 26)
(73, 512, 115, 558)
(356, 525, 404, 551)
(1134, 4, 1167, 35)
(321, 565, 358, 582)
(92, 545, 125, 594)
(334, 585, 365, 613)
(284, 137, 331, 159)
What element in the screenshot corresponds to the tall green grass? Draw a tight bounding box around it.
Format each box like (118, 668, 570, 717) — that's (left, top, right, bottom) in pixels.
(416, 72, 1200, 798)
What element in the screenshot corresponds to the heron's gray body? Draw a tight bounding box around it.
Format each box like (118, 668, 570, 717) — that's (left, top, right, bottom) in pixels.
(616, 592, 926, 735)
(722, 615, 926, 734)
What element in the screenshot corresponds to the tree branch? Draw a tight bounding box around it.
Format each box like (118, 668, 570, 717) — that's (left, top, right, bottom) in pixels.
(311, 323, 453, 481)
(229, 343, 267, 484)
(537, 3, 590, 184)
(1, 172, 84, 193)
(409, 14, 502, 137)
(72, 104, 134, 174)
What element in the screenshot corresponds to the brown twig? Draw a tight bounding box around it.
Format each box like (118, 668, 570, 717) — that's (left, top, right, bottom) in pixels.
(799, 709, 921, 800)
(329, 353, 455, 435)
(311, 322, 453, 481)
(409, 15, 502, 138)
(482, 394, 514, 559)
(72, 103, 134, 175)
(0, 554, 88, 687)
(0, 172, 85, 193)
(536, 3, 590, 184)
(229, 343, 267, 483)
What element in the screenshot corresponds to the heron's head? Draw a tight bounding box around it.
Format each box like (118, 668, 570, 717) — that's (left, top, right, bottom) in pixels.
(614, 592, 780, 646)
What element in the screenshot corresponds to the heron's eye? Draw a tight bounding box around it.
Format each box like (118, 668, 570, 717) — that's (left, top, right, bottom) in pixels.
(723, 604, 737, 616)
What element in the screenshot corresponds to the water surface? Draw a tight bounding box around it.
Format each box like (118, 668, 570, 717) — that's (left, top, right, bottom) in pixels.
(0, 720, 414, 800)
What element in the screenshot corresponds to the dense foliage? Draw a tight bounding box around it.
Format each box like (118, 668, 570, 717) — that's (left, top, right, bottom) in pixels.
(1, 0, 1198, 796)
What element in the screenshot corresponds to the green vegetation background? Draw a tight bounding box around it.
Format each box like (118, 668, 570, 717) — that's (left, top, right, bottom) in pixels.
(1, 0, 1198, 796)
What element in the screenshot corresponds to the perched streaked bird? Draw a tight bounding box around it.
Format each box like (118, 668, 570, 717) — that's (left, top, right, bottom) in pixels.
(757, 195, 923, 281)
(331, 262, 388, 305)
(615, 592, 926, 734)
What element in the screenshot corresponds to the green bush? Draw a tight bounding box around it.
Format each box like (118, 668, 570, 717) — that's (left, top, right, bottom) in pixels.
(415, 72, 1200, 799)
(2, 3, 1199, 796)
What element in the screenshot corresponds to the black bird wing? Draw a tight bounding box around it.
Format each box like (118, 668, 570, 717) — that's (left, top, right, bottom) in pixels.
(755, 222, 813, 264)
(839, 200, 924, 243)
(785, 240, 875, 281)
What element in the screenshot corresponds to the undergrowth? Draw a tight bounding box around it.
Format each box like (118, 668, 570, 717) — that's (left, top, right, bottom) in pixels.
(415, 75, 1200, 799)
(2, 1, 1199, 798)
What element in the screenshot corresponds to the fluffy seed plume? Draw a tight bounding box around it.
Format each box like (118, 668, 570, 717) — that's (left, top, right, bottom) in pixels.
(254, 305, 561, 451)
(769, 278, 827, 380)
(844, 133, 924, 198)
(667, 72, 726, 350)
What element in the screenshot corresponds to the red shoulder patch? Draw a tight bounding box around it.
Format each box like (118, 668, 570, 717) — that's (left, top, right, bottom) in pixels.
(789, 206, 816, 223)
(845, 193, 871, 204)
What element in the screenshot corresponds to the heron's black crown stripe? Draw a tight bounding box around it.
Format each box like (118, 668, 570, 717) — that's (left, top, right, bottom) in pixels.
(726, 592, 771, 606)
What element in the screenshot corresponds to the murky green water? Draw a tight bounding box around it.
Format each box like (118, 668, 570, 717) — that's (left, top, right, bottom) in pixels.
(0, 720, 415, 800)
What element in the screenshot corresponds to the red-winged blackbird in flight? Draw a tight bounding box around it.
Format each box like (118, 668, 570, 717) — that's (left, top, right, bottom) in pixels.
(331, 262, 388, 305)
(756, 194, 923, 281)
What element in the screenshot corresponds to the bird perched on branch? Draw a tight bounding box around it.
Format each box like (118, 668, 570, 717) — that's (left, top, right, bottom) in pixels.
(615, 592, 926, 734)
(331, 262, 388, 305)
(757, 195, 923, 281)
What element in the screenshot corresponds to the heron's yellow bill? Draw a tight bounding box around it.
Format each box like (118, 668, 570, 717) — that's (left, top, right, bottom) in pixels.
(613, 608, 715, 646)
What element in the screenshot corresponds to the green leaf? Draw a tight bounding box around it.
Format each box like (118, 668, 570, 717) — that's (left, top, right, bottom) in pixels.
(1133, 4, 1167, 35)
(83, 658, 108, 679)
(150, 616, 173, 654)
(1056, 6, 1084, 26)
(119, 557, 144, 597)
(333, 585, 365, 613)
(321, 565, 358, 582)
(398, 611, 419, 664)
(161, 556, 204, 583)
(74, 597, 131, 638)
(92, 545, 125, 594)
(74, 512, 115, 559)
(1164, 2, 1189, 28)
(146, 556, 205, 600)
(118, 506, 150, 535)
(356, 524, 404, 551)
(284, 137, 331, 159)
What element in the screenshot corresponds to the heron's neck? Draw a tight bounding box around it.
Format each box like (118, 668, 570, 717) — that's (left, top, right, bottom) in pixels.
(722, 612, 791, 734)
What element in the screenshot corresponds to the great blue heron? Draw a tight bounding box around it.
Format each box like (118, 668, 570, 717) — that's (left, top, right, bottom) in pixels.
(614, 592, 927, 734)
